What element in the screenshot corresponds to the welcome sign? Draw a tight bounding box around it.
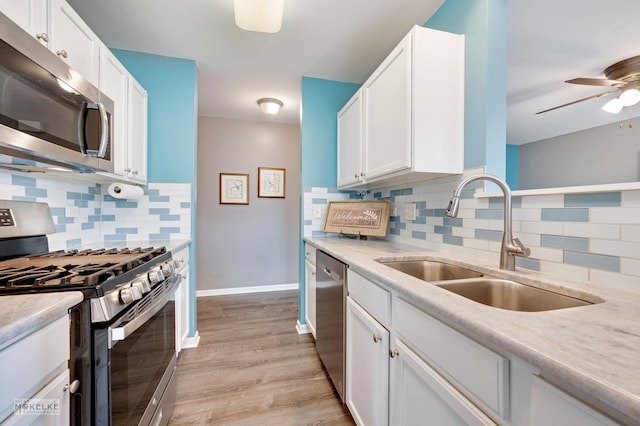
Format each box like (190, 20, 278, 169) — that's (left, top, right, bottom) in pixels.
(323, 200, 391, 237)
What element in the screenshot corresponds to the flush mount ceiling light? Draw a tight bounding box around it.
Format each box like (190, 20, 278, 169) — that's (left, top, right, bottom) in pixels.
(257, 98, 283, 115)
(234, 0, 284, 33)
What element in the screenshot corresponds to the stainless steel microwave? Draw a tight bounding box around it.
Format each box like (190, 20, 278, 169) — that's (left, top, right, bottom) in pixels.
(0, 12, 114, 173)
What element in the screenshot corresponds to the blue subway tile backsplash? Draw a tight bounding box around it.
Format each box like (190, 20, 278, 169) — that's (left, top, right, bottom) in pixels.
(541, 208, 589, 222)
(565, 192, 621, 207)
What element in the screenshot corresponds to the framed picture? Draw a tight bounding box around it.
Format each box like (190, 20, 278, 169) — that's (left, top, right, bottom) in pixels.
(258, 167, 286, 198)
(220, 173, 249, 204)
(323, 200, 391, 237)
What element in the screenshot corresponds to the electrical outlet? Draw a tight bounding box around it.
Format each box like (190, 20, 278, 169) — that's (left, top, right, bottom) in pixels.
(404, 203, 416, 221)
(313, 205, 322, 219)
(65, 206, 78, 218)
(392, 207, 398, 217)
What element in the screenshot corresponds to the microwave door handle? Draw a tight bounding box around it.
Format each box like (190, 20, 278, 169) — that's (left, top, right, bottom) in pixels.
(78, 102, 89, 155)
(96, 102, 109, 158)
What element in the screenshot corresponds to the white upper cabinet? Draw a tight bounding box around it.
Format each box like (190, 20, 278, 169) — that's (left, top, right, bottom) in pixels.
(127, 77, 148, 183)
(337, 25, 464, 189)
(337, 90, 364, 188)
(49, 0, 100, 86)
(100, 45, 129, 177)
(0, 0, 49, 46)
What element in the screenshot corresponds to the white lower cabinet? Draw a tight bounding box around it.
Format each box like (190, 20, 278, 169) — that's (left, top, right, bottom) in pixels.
(304, 259, 317, 338)
(530, 376, 619, 426)
(346, 297, 389, 426)
(173, 247, 190, 353)
(0, 315, 70, 424)
(390, 339, 496, 425)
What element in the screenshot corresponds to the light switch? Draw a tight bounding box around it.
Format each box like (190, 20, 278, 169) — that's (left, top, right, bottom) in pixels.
(65, 205, 78, 218)
(404, 203, 416, 221)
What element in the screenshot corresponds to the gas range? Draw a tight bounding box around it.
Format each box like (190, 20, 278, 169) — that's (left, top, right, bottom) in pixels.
(0, 200, 180, 425)
(0, 246, 178, 322)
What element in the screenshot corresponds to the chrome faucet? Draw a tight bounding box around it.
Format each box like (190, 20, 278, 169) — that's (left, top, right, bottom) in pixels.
(445, 173, 530, 271)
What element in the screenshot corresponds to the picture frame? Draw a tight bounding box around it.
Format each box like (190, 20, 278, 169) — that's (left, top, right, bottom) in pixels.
(258, 167, 286, 198)
(219, 173, 249, 204)
(323, 200, 391, 238)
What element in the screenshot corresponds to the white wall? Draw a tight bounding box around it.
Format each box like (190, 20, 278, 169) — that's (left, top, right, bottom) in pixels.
(197, 117, 301, 293)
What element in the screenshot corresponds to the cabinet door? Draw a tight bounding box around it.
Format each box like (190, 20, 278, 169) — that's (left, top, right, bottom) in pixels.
(390, 340, 497, 426)
(337, 90, 364, 188)
(127, 77, 148, 183)
(0, 0, 48, 45)
(49, 0, 100, 85)
(304, 259, 316, 338)
(175, 265, 190, 353)
(346, 297, 389, 426)
(530, 376, 619, 426)
(363, 32, 412, 179)
(99, 45, 129, 177)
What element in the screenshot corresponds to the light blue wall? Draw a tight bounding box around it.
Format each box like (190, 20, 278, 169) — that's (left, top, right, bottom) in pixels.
(299, 77, 359, 324)
(506, 144, 519, 189)
(113, 50, 199, 336)
(301, 77, 360, 188)
(425, 0, 507, 179)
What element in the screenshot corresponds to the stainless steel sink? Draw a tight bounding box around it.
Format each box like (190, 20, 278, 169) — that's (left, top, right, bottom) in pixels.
(435, 279, 593, 312)
(378, 260, 483, 281)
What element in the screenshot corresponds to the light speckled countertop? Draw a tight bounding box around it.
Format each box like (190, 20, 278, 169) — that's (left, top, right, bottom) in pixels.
(305, 236, 640, 423)
(0, 292, 83, 350)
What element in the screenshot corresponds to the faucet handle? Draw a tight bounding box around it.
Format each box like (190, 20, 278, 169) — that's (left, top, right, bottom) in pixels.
(513, 237, 531, 257)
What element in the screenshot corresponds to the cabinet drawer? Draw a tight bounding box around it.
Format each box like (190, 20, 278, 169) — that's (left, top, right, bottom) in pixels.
(0, 316, 69, 422)
(347, 270, 390, 327)
(305, 244, 316, 265)
(394, 297, 509, 419)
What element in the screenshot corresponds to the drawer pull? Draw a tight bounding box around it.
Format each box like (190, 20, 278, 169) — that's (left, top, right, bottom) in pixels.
(56, 49, 68, 58)
(389, 349, 399, 358)
(36, 32, 49, 42)
(373, 334, 382, 343)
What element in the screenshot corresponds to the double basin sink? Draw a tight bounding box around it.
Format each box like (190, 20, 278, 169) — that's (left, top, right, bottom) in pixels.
(378, 259, 595, 312)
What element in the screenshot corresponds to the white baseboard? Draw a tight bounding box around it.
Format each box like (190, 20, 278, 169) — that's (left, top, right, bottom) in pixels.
(181, 331, 200, 349)
(296, 320, 310, 335)
(197, 283, 299, 297)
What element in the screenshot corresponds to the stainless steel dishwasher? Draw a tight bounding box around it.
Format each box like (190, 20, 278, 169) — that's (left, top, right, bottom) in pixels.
(315, 250, 347, 402)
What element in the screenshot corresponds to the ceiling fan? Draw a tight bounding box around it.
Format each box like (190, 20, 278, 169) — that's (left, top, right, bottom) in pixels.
(536, 55, 640, 114)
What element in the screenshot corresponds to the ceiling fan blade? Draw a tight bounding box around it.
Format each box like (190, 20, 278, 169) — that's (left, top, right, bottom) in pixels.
(535, 90, 616, 115)
(566, 77, 627, 87)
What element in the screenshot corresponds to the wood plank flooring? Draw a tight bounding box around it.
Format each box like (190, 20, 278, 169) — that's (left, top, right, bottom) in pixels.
(168, 290, 355, 425)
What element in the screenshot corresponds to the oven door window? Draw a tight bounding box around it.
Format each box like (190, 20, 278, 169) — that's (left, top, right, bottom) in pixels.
(110, 300, 175, 425)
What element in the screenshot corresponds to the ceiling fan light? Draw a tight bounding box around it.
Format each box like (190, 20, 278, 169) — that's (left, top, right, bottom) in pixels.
(618, 88, 640, 107)
(257, 98, 283, 115)
(602, 98, 623, 114)
(234, 0, 284, 33)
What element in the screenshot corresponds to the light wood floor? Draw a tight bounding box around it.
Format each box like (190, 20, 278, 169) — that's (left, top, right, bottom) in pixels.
(168, 290, 355, 425)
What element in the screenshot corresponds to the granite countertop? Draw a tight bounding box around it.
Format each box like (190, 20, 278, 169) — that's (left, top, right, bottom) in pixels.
(0, 292, 83, 350)
(305, 236, 640, 422)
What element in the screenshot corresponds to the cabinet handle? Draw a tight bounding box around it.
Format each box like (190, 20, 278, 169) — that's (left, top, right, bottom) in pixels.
(354, 173, 359, 179)
(63, 379, 80, 394)
(124, 167, 131, 173)
(389, 349, 399, 358)
(373, 334, 382, 343)
(132, 170, 139, 175)
(36, 32, 49, 42)
(360, 172, 365, 177)
(56, 49, 68, 59)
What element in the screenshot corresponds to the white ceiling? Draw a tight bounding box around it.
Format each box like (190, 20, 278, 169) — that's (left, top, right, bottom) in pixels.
(507, 0, 640, 144)
(66, 0, 640, 146)
(66, 0, 444, 126)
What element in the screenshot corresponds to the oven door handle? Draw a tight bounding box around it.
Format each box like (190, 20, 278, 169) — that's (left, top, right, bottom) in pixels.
(109, 276, 181, 346)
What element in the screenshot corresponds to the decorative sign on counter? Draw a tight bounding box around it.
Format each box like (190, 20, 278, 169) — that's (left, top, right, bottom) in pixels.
(323, 200, 391, 238)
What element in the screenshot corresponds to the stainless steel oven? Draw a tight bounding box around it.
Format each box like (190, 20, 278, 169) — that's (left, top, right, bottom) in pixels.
(0, 12, 113, 173)
(94, 275, 180, 426)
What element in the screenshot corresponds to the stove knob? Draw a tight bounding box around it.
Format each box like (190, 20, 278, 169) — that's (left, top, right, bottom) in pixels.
(161, 261, 175, 276)
(119, 287, 136, 305)
(133, 277, 151, 293)
(131, 282, 145, 298)
(148, 268, 165, 285)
